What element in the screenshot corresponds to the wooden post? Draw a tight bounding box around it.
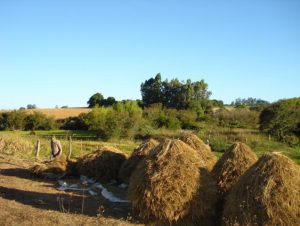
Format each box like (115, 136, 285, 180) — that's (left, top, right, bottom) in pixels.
(68, 136, 72, 161)
(35, 139, 41, 161)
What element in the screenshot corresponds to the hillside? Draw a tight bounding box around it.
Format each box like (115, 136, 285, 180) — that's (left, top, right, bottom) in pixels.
(0, 108, 91, 120)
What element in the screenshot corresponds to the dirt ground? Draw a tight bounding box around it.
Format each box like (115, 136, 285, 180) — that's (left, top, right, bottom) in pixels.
(0, 155, 143, 226)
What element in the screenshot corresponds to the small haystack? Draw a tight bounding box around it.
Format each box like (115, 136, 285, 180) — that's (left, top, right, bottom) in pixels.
(212, 142, 258, 196)
(128, 139, 217, 225)
(77, 146, 127, 183)
(180, 133, 217, 171)
(223, 152, 300, 226)
(118, 139, 159, 183)
(31, 155, 68, 179)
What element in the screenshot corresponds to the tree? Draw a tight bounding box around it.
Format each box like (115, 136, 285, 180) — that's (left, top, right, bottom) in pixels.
(141, 73, 163, 107)
(27, 104, 37, 109)
(87, 93, 104, 108)
(101, 96, 116, 107)
(260, 98, 300, 145)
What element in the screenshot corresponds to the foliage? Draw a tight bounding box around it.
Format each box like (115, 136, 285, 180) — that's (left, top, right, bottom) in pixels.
(213, 109, 259, 129)
(140, 74, 213, 112)
(27, 104, 37, 109)
(260, 97, 300, 145)
(87, 92, 104, 108)
(0, 110, 56, 131)
(231, 97, 269, 107)
(84, 100, 142, 140)
(24, 112, 56, 130)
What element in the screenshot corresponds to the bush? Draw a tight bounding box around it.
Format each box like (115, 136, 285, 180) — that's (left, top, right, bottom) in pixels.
(260, 97, 300, 145)
(24, 112, 56, 130)
(213, 109, 259, 129)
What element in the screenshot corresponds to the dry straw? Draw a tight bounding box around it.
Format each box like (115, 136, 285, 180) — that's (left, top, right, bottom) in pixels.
(128, 139, 217, 226)
(212, 142, 258, 196)
(77, 146, 127, 183)
(31, 155, 68, 179)
(180, 133, 217, 171)
(118, 139, 159, 183)
(223, 152, 300, 226)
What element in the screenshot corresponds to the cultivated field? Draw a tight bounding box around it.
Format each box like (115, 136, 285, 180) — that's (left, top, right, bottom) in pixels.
(0, 108, 91, 119)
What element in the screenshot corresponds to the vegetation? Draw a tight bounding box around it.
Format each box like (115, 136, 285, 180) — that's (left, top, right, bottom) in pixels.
(260, 97, 300, 146)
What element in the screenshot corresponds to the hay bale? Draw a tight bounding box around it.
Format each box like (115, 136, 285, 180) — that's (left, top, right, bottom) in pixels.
(180, 133, 217, 171)
(31, 155, 67, 179)
(128, 139, 217, 225)
(77, 146, 127, 183)
(223, 152, 300, 226)
(212, 142, 258, 196)
(118, 139, 159, 183)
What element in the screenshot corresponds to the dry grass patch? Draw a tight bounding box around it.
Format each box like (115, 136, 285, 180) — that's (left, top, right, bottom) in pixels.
(223, 152, 300, 226)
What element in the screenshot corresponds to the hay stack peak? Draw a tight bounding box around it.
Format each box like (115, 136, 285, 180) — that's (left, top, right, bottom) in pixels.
(212, 142, 258, 196)
(129, 139, 217, 225)
(180, 133, 217, 170)
(118, 139, 159, 183)
(223, 152, 300, 226)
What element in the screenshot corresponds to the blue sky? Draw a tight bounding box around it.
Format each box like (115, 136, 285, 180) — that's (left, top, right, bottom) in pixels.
(0, 0, 299, 109)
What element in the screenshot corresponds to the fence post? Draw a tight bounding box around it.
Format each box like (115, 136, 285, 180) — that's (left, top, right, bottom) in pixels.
(35, 139, 41, 161)
(68, 136, 72, 161)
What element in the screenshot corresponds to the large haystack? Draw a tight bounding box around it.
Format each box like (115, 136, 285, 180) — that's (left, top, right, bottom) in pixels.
(128, 139, 217, 225)
(31, 155, 67, 179)
(180, 133, 217, 171)
(212, 142, 258, 196)
(118, 139, 159, 183)
(223, 152, 300, 226)
(77, 146, 127, 183)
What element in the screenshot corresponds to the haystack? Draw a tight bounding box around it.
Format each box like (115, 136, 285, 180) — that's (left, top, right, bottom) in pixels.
(77, 146, 127, 183)
(128, 139, 217, 225)
(212, 142, 258, 196)
(118, 139, 159, 183)
(223, 152, 300, 226)
(31, 155, 67, 179)
(180, 133, 217, 171)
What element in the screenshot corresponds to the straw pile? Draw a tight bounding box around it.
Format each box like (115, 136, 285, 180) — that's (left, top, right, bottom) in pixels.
(180, 133, 217, 170)
(128, 139, 217, 225)
(0, 135, 33, 155)
(77, 146, 127, 183)
(212, 142, 258, 196)
(223, 152, 300, 226)
(118, 139, 159, 183)
(31, 155, 67, 179)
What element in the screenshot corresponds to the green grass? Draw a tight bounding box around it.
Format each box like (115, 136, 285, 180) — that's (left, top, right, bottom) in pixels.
(1, 128, 299, 165)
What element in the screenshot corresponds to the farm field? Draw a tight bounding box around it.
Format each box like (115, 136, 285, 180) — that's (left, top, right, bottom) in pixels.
(0, 108, 91, 120)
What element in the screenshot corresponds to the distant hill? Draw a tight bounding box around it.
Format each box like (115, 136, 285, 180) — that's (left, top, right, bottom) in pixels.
(0, 108, 91, 120)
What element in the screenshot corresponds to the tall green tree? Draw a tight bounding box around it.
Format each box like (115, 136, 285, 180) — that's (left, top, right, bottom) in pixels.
(87, 93, 104, 108)
(141, 73, 163, 107)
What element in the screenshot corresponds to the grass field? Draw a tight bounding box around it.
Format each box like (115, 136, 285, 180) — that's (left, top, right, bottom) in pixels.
(1, 127, 299, 164)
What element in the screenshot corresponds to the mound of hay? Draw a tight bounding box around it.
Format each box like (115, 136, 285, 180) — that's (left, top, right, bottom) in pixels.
(128, 139, 217, 225)
(223, 152, 300, 226)
(180, 133, 217, 171)
(118, 139, 159, 183)
(77, 146, 127, 183)
(31, 155, 67, 179)
(0, 135, 33, 155)
(212, 142, 257, 196)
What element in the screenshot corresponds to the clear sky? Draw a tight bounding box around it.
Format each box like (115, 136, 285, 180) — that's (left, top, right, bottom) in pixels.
(0, 0, 299, 109)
